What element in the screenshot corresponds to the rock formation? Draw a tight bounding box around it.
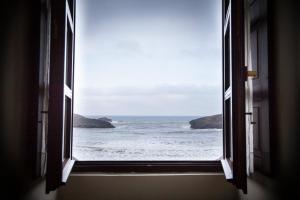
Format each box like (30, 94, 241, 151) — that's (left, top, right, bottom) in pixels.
(97, 117, 112, 122)
(189, 114, 222, 129)
(73, 114, 115, 128)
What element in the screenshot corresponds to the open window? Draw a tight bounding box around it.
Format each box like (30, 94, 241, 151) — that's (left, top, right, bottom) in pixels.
(46, 0, 76, 193)
(72, 0, 223, 164)
(221, 0, 247, 193)
(46, 0, 247, 193)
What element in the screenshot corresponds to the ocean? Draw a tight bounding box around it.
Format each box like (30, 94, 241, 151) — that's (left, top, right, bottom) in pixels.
(73, 116, 222, 161)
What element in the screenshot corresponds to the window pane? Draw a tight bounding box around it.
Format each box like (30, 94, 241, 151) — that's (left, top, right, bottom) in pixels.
(73, 0, 222, 161)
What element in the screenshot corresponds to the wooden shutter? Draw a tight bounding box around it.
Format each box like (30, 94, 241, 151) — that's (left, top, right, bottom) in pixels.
(221, 0, 247, 193)
(250, 0, 271, 175)
(46, 0, 76, 193)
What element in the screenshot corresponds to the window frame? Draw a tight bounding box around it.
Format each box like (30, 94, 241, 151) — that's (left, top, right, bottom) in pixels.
(73, 161, 222, 173)
(221, 0, 247, 193)
(71, 0, 224, 173)
(46, 0, 76, 193)
(46, 0, 247, 193)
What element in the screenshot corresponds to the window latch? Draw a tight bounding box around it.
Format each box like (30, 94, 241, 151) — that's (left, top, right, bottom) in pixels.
(243, 66, 257, 81)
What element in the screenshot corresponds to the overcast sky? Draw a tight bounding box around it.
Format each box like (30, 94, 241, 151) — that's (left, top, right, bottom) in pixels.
(74, 0, 222, 116)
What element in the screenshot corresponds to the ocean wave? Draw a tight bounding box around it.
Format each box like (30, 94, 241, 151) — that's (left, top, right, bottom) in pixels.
(73, 117, 223, 160)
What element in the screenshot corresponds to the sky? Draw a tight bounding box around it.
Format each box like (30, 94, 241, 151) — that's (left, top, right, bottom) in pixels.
(74, 0, 222, 116)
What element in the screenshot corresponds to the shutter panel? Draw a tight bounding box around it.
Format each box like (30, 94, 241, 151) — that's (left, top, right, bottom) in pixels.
(46, 0, 76, 193)
(221, 0, 247, 193)
(250, 0, 271, 175)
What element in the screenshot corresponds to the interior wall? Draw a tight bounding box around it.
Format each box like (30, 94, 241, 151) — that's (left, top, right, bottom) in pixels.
(23, 179, 58, 200)
(1, 0, 299, 200)
(241, 0, 300, 199)
(57, 174, 239, 200)
(57, 1, 298, 200)
(269, 0, 300, 198)
(0, 1, 56, 200)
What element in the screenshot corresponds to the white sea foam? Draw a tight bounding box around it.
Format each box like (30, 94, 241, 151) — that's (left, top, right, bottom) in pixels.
(73, 116, 223, 161)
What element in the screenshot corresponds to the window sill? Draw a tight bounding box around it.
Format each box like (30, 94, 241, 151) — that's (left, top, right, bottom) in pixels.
(72, 160, 222, 173)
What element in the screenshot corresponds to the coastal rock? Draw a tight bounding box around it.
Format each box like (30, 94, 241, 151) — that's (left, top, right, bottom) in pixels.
(97, 117, 112, 122)
(189, 114, 222, 129)
(73, 114, 115, 128)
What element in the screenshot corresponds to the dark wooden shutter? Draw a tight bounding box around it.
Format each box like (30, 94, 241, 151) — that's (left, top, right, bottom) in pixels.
(46, 0, 76, 193)
(250, 0, 271, 175)
(221, 0, 247, 193)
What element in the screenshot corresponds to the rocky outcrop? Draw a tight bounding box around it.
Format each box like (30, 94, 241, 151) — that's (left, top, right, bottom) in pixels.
(189, 114, 222, 129)
(73, 114, 115, 128)
(97, 117, 112, 122)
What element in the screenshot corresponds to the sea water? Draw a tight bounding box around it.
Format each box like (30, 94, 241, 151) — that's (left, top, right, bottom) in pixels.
(73, 116, 222, 160)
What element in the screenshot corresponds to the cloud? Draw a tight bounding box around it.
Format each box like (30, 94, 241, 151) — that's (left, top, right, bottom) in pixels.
(74, 0, 222, 116)
(76, 84, 220, 97)
(74, 84, 222, 116)
(115, 40, 142, 53)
